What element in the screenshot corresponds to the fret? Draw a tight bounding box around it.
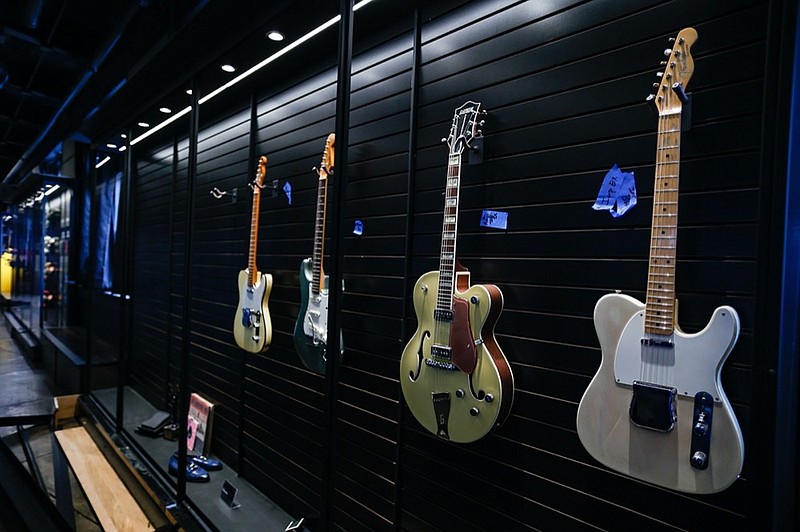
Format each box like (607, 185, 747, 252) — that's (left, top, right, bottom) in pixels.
(437, 154, 464, 311)
(645, 112, 682, 335)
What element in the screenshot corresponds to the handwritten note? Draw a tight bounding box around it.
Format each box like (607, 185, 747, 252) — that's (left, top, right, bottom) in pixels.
(592, 164, 637, 218)
(480, 210, 508, 230)
(283, 181, 292, 205)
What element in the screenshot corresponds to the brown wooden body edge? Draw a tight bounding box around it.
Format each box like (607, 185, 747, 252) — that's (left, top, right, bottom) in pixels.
(456, 265, 514, 428)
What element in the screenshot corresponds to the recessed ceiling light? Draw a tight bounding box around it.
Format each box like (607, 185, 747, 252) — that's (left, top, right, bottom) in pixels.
(267, 31, 284, 42)
(159, 107, 172, 114)
(106, 143, 117, 149)
(138, 122, 150, 128)
(96, 156, 111, 169)
(44, 184, 61, 196)
(186, 89, 192, 95)
(119, 146, 127, 152)
(120, 133, 127, 139)
(131, 0, 376, 148)
(221, 64, 236, 73)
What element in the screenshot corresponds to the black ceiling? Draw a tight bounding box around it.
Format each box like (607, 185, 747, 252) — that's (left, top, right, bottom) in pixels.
(0, 0, 346, 203)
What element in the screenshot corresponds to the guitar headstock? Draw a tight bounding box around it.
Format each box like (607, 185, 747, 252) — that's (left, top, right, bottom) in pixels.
(647, 27, 697, 116)
(446, 100, 483, 156)
(254, 155, 268, 190)
(319, 133, 335, 180)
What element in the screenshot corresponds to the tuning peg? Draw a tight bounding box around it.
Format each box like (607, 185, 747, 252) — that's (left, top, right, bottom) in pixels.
(671, 82, 690, 104)
(668, 37, 676, 43)
(479, 120, 485, 126)
(652, 83, 660, 89)
(656, 72, 664, 78)
(660, 60, 667, 66)
(678, 37, 685, 44)
(664, 48, 672, 57)
(441, 137, 448, 143)
(312, 166, 317, 172)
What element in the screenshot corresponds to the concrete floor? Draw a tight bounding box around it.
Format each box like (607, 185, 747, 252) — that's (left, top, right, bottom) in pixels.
(0, 317, 101, 531)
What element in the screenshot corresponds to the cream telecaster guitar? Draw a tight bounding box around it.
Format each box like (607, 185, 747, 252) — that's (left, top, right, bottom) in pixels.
(576, 28, 744, 493)
(294, 133, 344, 374)
(233, 156, 273, 353)
(400, 101, 514, 443)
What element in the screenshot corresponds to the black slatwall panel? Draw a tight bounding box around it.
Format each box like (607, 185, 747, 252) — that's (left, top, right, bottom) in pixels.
(118, 0, 786, 530)
(397, 0, 764, 530)
(238, 66, 338, 517)
(332, 21, 415, 531)
(130, 143, 174, 408)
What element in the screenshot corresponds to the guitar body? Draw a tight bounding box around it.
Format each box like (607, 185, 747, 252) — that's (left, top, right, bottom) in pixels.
(294, 258, 343, 374)
(400, 270, 513, 443)
(576, 292, 744, 493)
(233, 269, 273, 353)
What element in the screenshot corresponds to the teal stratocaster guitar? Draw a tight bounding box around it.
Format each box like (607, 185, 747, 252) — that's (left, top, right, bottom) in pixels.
(294, 134, 343, 373)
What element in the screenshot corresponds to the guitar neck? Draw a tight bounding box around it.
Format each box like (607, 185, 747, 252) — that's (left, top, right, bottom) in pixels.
(247, 188, 261, 287)
(645, 112, 681, 335)
(311, 169, 329, 295)
(437, 153, 462, 313)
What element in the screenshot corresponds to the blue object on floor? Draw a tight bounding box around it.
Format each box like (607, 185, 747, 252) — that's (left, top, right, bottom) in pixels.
(168, 455, 209, 482)
(172, 452, 222, 471)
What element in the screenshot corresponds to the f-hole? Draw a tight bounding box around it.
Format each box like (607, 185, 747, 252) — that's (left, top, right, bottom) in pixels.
(408, 330, 430, 380)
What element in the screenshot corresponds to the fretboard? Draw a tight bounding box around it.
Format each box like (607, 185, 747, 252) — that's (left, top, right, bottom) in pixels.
(645, 112, 681, 335)
(247, 187, 261, 287)
(311, 169, 329, 295)
(437, 153, 462, 313)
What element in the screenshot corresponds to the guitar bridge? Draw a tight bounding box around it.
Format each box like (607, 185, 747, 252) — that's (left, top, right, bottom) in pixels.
(241, 308, 262, 329)
(629, 381, 677, 432)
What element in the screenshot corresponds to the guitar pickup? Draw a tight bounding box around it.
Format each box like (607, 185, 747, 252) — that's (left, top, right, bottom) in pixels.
(431, 344, 452, 360)
(641, 337, 674, 348)
(433, 309, 453, 322)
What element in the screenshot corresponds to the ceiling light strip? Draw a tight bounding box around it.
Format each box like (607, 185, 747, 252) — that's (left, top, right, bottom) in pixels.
(95, 156, 111, 169)
(131, 106, 191, 146)
(130, 0, 374, 146)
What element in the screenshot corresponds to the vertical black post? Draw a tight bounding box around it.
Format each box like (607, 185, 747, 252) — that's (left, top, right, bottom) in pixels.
(322, 0, 354, 527)
(177, 80, 200, 504)
(395, 8, 421, 528)
(116, 128, 134, 431)
(165, 137, 178, 405)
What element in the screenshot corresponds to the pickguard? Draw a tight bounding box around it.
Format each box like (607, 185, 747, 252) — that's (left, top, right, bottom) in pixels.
(303, 285, 329, 345)
(613, 307, 739, 401)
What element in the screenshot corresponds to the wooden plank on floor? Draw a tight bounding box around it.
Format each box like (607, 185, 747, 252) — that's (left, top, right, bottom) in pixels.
(55, 426, 154, 532)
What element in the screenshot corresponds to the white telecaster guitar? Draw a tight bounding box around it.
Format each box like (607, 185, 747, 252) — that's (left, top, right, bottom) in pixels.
(576, 28, 744, 494)
(233, 156, 273, 353)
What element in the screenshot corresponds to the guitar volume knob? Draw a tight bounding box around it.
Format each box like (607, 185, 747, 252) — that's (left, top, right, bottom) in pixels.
(469, 407, 480, 416)
(470, 296, 478, 304)
(455, 389, 464, 398)
(691, 451, 707, 469)
(484, 394, 494, 403)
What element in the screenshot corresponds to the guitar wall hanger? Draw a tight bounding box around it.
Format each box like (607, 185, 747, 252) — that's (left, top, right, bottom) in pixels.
(210, 178, 280, 204)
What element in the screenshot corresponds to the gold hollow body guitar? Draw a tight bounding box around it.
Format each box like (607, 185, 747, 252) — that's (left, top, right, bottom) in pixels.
(233, 156, 273, 353)
(400, 101, 514, 443)
(575, 28, 744, 493)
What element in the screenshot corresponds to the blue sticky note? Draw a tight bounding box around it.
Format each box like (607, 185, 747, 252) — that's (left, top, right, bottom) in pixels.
(353, 219, 363, 235)
(480, 210, 508, 230)
(283, 181, 292, 205)
(592, 164, 637, 218)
